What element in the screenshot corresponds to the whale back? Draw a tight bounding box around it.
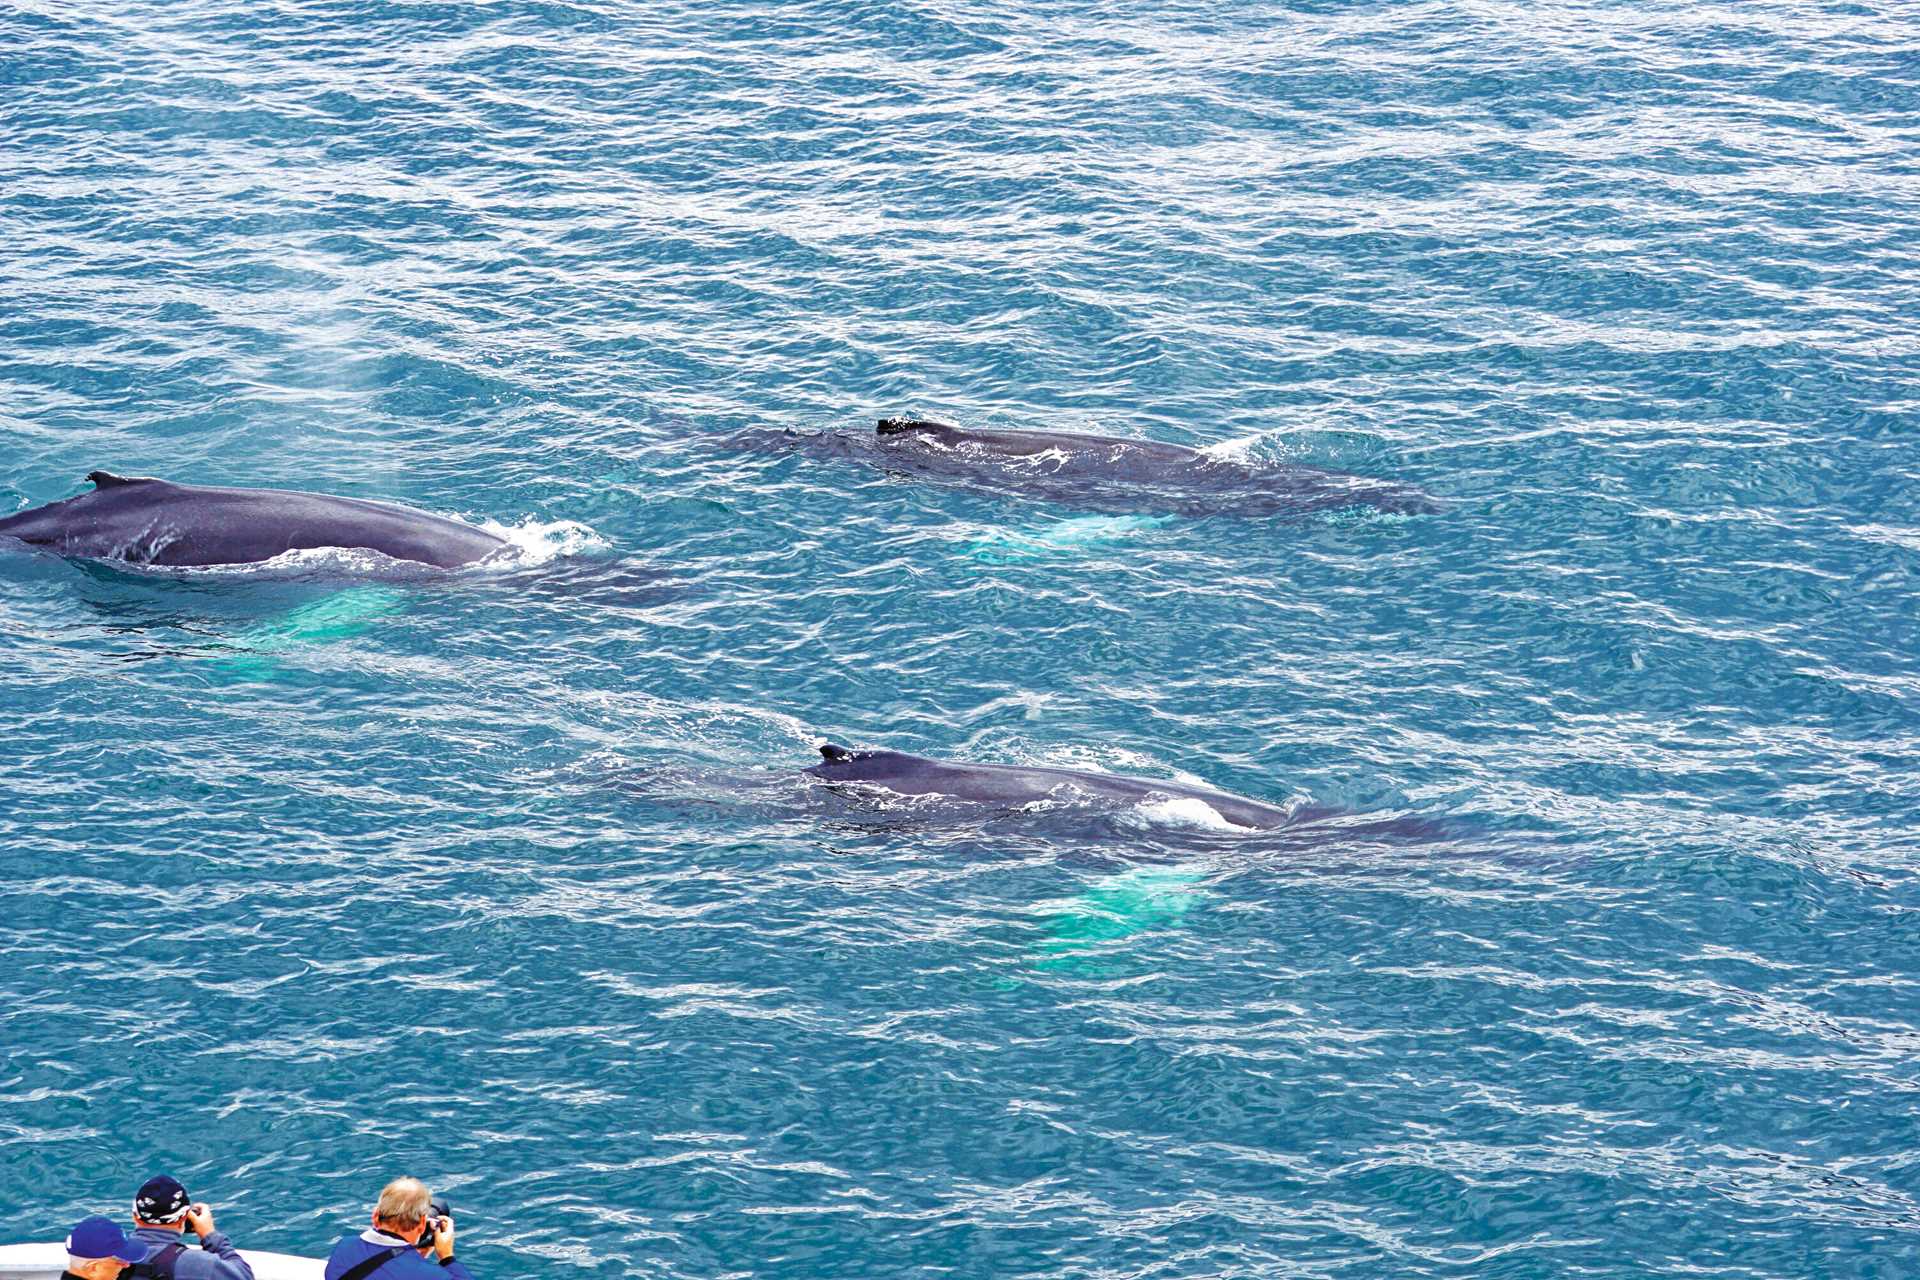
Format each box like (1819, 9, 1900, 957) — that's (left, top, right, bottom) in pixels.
(0, 474, 508, 569)
(863, 417, 1441, 516)
(877, 418, 1200, 465)
(805, 743, 1295, 828)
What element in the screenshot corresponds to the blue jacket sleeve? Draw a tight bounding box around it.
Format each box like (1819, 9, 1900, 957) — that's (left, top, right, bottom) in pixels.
(438, 1258, 475, 1280)
(183, 1230, 255, 1280)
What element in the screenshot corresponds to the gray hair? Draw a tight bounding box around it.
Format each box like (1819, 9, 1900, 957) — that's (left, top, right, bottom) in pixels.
(375, 1177, 430, 1229)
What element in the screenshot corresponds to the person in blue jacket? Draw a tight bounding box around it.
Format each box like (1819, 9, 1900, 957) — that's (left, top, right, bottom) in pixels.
(323, 1179, 473, 1280)
(124, 1175, 254, 1280)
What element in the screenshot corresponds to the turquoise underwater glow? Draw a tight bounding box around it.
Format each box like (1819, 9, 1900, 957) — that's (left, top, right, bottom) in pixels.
(3, 2, 1919, 1278)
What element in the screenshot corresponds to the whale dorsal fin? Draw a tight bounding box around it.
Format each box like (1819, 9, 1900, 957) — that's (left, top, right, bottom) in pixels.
(87, 471, 153, 489)
(876, 418, 953, 436)
(819, 743, 855, 763)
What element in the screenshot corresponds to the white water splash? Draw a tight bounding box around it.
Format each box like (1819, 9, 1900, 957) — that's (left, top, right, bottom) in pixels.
(1132, 794, 1253, 832)
(1201, 428, 1381, 468)
(1198, 433, 1275, 464)
(475, 516, 609, 567)
(138, 545, 442, 580)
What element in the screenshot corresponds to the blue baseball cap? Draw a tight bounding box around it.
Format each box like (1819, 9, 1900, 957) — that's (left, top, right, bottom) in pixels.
(66, 1215, 149, 1264)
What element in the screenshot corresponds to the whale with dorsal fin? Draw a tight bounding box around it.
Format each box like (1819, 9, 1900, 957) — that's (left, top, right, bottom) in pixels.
(804, 742, 1301, 830)
(725, 419, 1442, 518)
(0, 472, 507, 569)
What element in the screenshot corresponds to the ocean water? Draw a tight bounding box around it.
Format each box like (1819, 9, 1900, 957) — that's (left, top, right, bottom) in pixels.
(3, 2, 1919, 1277)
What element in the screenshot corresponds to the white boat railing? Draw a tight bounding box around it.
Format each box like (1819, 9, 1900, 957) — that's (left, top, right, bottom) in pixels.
(0, 1243, 324, 1280)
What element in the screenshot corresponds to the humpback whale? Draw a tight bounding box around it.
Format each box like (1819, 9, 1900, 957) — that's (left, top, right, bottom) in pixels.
(728, 419, 1441, 517)
(804, 743, 1299, 830)
(0, 473, 508, 569)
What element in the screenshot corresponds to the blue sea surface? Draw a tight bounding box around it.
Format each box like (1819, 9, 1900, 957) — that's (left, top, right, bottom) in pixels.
(3, 2, 1919, 1277)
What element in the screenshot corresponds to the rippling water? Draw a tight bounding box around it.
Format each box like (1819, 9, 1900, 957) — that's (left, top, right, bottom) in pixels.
(4, 2, 1919, 1276)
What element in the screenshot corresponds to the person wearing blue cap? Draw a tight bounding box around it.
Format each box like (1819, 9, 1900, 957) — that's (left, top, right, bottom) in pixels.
(124, 1175, 253, 1280)
(63, 1215, 148, 1280)
(323, 1178, 474, 1280)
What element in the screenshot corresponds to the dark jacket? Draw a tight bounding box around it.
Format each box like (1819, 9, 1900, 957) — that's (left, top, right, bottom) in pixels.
(128, 1225, 255, 1280)
(324, 1229, 475, 1280)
